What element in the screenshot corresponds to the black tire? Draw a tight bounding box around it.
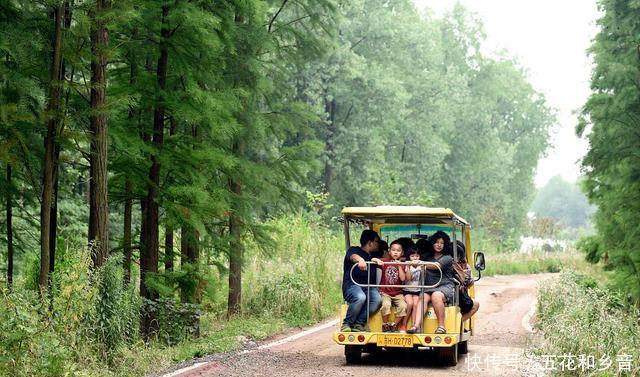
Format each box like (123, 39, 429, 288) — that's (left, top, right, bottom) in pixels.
(458, 340, 468, 354)
(438, 344, 458, 366)
(345, 345, 362, 364)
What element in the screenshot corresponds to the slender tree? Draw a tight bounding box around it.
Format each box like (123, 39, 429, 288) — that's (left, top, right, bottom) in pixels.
(39, 4, 64, 293)
(141, 1, 171, 338)
(88, 0, 111, 267)
(5, 164, 13, 287)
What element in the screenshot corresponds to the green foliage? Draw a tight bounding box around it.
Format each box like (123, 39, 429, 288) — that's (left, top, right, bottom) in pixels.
(0, 288, 72, 376)
(303, 1, 553, 248)
(533, 272, 640, 376)
(576, 235, 605, 265)
(0, 213, 343, 376)
(91, 256, 140, 358)
(242, 213, 343, 324)
(531, 176, 595, 229)
(578, 0, 640, 302)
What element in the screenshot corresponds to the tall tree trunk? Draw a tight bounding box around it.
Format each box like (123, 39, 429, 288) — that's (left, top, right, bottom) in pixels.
(141, 3, 170, 340)
(49, 145, 60, 279)
(123, 30, 138, 286)
(40, 5, 64, 294)
(181, 224, 200, 335)
(49, 2, 72, 280)
(321, 98, 336, 191)
(6, 164, 13, 288)
(164, 117, 177, 272)
(227, 141, 244, 317)
(88, 0, 111, 267)
(123, 177, 132, 285)
(164, 225, 173, 271)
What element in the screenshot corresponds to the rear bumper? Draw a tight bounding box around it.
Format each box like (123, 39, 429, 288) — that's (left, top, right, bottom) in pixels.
(333, 331, 462, 348)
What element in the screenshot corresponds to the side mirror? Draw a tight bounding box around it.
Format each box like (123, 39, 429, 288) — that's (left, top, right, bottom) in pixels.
(474, 252, 486, 272)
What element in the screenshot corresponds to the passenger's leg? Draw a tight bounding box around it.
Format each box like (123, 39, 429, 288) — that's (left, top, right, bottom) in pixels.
(355, 288, 381, 326)
(414, 293, 431, 330)
(431, 291, 446, 329)
(403, 294, 414, 328)
(392, 295, 407, 329)
(461, 300, 480, 323)
(380, 293, 392, 324)
(343, 285, 366, 327)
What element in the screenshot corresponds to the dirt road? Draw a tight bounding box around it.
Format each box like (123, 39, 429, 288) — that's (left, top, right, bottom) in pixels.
(162, 274, 555, 377)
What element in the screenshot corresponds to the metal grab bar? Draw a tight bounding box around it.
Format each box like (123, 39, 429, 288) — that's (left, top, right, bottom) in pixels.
(349, 261, 443, 289)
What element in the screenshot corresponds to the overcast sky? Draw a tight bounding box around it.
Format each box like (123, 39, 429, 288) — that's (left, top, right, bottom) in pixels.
(413, 0, 599, 187)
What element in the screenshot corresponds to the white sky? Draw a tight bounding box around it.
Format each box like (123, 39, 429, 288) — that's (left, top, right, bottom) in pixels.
(413, 0, 599, 187)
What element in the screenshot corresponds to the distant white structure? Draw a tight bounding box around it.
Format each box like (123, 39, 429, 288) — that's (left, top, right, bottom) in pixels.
(519, 236, 567, 254)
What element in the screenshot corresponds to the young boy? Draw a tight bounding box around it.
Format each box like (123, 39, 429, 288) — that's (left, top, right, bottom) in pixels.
(379, 240, 408, 332)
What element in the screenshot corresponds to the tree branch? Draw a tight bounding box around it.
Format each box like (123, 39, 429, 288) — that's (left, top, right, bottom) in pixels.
(268, 0, 289, 33)
(272, 14, 311, 34)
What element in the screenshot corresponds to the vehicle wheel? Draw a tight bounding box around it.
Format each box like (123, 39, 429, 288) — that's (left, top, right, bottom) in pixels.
(345, 345, 362, 364)
(438, 344, 458, 366)
(458, 340, 468, 354)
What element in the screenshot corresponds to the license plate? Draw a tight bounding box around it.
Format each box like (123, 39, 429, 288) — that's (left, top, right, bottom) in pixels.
(377, 334, 413, 348)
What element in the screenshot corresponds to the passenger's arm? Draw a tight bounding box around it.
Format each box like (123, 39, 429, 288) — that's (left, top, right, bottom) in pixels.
(398, 263, 407, 282)
(349, 253, 367, 271)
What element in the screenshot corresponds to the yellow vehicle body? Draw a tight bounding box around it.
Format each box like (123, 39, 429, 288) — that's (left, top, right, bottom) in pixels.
(333, 206, 482, 366)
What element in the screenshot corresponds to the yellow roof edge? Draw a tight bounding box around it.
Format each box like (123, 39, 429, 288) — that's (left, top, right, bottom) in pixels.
(341, 206, 468, 225)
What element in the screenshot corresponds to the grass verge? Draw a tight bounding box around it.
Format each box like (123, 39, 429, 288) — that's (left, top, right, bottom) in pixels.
(531, 272, 640, 376)
(483, 250, 596, 276)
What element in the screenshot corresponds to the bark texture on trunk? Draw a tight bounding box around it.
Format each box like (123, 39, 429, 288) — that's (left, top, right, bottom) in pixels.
(49, 145, 60, 280)
(227, 141, 244, 317)
(6, 164, 13, 287)
(89, 0, 111, 268)
(322, 98, 336, 191)
(165, 226, 173, 271)
(40, 5, 64, 293)
(141, 3, 170, 340)
(123, 177, 132, 285)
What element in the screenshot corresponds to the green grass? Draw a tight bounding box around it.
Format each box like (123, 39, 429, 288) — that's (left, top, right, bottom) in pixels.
(531, 272, 640, 376)
(483, 249, 597, 276)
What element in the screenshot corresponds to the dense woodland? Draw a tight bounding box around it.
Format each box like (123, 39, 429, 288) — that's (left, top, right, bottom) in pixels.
(578, 0, 640, 302)
(0, 0, 557, 374)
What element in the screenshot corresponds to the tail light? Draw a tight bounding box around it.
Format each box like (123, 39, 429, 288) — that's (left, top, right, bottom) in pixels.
(444, 336, 452, 344)
(357, 335, 365, 343)
(338, 334, 345, 342)
(424, 336, 432, 343)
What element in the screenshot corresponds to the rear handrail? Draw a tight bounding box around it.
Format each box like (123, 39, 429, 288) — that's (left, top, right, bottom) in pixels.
(349, 261, 443, 289)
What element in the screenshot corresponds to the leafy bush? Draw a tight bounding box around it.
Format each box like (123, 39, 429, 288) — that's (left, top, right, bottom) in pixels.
(247, 273, 315, 325)
(143, 298, 201, 346)
(0, 288, 73, 376)
(242, 213, 343, 325)
(90, 256, 140, 358)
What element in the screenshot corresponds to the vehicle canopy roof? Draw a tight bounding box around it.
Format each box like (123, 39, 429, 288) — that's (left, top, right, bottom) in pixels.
(341, 206, 469, 226)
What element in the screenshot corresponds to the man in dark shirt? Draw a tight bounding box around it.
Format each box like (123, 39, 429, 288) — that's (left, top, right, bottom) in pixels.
(341, 229, 383, 332)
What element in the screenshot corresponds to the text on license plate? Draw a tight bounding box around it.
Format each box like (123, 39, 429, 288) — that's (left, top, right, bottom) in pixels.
(377, 334, 413, 348)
